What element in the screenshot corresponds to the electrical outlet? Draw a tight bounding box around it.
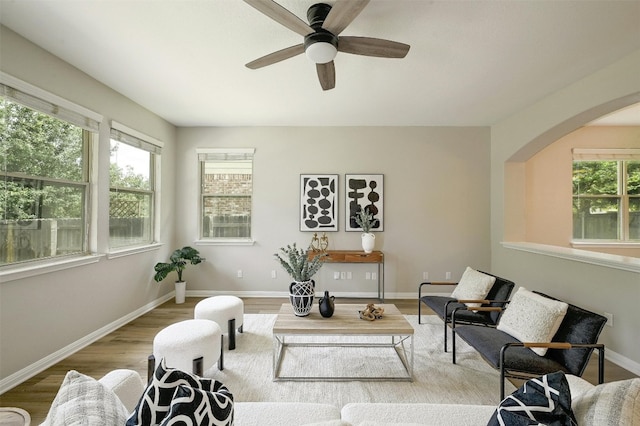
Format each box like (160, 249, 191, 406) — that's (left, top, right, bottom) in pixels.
(340, 271, 346, 280)
(604, 312, 614, 327)
(346, 271, 352, 280)
(334, 271, 340, 280)
(445, 271, 451, 280)
(371, 272, 377, 280)
(423, 272, 429, 280)
(271, 270, 277, 279)
(237, 269, 243, 278)
(366, 272, 371, 280)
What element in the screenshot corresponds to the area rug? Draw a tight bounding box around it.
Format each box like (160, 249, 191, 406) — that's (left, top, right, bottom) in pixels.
(203, 314, 515, 408)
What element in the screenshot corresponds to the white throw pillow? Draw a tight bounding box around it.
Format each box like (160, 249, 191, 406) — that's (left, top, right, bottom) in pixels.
(572, 378, 640, 426)
(42, 370, 129, 426)
(496, 287, 568, 356)
(449, 267, 496, 308)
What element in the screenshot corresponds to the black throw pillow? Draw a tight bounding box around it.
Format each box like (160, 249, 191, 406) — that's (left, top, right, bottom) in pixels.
(487, 371, 577, 426)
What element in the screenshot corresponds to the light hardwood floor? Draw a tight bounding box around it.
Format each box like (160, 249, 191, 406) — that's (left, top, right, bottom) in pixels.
(0, 297, 636, 424)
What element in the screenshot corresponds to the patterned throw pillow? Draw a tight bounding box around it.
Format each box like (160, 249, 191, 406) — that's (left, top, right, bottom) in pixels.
(496, 287, 568, 356)
(487, 371, 576, 426)
(572, 378, 640, 425)
(159, 384, 234, 426)
(43, 370, 129, 426)
(126, 358, 225, 426)
(450, 267, 496, 308)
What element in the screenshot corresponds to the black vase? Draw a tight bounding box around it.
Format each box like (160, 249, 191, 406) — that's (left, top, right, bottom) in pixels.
(318, 290, 335, 318)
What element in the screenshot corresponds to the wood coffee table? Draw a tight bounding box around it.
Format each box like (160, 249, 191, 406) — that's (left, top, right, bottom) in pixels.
(272, 303, 414, 382)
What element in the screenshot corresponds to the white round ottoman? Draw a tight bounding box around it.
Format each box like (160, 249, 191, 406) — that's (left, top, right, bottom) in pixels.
(194, 296, 244, 350)
(149, 319, 223, 380)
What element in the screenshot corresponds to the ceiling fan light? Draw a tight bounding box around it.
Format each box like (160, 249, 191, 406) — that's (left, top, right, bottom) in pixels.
(305, 41, 338, 64)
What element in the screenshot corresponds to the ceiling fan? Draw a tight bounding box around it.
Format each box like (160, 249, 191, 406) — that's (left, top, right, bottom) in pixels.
(243, 0, 410, 90)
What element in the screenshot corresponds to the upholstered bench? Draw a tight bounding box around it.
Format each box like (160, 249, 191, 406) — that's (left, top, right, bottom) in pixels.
(194, 295, 244, 350)
(147, 319, 223, 381)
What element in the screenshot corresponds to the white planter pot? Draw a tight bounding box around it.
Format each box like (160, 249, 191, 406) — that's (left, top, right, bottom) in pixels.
(361, 233, 375, 253)
(174, 281, 186, 304)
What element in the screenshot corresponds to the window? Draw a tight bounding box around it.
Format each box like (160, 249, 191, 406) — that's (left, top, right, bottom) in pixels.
(198, 148, 254, 241)
(1, 82, 99, 266)
(109, 123, 161, 249)
(572, 149, 640, 242)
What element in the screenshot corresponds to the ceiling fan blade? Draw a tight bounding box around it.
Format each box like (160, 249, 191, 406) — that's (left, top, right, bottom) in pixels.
(316, 62, 336, 91)
(322, 0, 370, 35)
(246, 44, 305, 69)
(243, 0, 314, 37)
(338, 36, 410, 58)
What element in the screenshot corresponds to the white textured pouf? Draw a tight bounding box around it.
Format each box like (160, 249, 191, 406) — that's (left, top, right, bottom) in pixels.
(150, 319, 223, 379)
(195, 296, 244, 350)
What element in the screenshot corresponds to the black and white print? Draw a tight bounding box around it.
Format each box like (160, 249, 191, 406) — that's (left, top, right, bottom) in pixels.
(300, 174, 338, 232)
(345, 174, 384, 231)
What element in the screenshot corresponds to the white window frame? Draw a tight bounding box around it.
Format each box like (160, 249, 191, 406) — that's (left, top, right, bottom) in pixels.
(196, 148, 255, 246)
(0, 72, 104, 281)
(571, 148, 640, 247)
(108, 121, 162, 255)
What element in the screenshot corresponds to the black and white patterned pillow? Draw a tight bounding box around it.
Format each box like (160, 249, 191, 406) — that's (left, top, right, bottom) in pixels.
(159, 384, 234, 426)
(126, 358, 223, 426)
(487, 371, 577, 426)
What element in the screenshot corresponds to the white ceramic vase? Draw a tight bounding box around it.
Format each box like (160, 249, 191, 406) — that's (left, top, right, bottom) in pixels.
(174, 281, 186, 304)
(361, 232, 375, 254)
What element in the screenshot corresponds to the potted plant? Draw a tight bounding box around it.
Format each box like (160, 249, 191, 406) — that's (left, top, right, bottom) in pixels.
(154, 246, 204, 304)
(353, 208, 379, 253)
(274, 243, 327, 316)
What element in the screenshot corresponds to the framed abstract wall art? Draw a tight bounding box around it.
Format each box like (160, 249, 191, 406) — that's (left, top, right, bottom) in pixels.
(345, 174, 384, 231)
(300, 174, 338, 232)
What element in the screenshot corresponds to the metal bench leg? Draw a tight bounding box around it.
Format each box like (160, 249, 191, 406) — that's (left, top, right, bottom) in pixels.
(193, 356, 203, 376)
(218, 335, 224, 370)
(147, 354, 155, 384)
(228, 318, 236, 350)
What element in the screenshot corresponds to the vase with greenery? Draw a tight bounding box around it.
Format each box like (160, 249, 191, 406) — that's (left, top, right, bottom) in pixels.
(353, 208, 379, 253)
(274, 243, 327, 316)
(154, 246, 204, 304)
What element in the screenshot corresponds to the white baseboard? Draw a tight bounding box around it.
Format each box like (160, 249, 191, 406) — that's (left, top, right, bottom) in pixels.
(0, 293, 173, 395)
(599, 347, 640, 376)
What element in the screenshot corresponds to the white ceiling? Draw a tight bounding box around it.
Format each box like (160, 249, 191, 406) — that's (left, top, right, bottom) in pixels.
(1, 0, 639, 127)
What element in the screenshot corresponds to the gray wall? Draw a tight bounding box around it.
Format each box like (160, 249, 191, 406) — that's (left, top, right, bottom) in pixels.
(491, 49, 640, 371)
(0, 26, 178, 386)
(175, 126, 491, 297)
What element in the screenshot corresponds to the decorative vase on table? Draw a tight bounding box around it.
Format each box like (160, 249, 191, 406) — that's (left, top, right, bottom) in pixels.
(289, 280, 315, 317)
(361, 233, 375, 254)
(318, 290, 335, 318)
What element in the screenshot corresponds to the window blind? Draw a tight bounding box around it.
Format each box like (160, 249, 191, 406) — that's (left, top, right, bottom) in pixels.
(573, 148, 640, 161)
(1, 83, 100, 132)
(197, 148, 254, 162)
(110, 122, 162, 155)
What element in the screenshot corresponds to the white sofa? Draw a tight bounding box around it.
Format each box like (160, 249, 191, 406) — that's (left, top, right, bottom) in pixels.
(41, 369, 639, 426)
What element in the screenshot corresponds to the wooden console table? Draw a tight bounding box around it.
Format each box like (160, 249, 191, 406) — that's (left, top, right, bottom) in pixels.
(310, 250, 385, 301)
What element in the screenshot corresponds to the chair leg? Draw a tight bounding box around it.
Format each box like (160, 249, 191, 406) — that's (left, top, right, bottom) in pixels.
(147, 354, 155, 384)
(598, 346, 605, 384)
(218, 335, 224, 370)
(418, 300, 422, 324)
(193, 356, 203, 376)
(500, 366, 506, 401)
(228, 318, 236, 350)
(239, 323, 243, 333)
(452, 331, 456, 364)
(444, 318, 448, 352)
